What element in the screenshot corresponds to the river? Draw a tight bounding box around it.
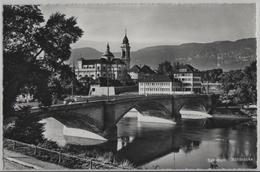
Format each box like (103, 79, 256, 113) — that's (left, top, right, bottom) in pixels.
(40, 109, 257, 169)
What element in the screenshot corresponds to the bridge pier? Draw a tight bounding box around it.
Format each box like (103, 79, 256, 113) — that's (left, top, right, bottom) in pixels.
(172, 110, 182, 123)
(102, 125, 118, 140)
(171, 96, 181, 123)
(103, 102, 116, 133)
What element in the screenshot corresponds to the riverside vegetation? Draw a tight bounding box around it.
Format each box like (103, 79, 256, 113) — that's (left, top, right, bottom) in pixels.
(4, 108, 134, 169)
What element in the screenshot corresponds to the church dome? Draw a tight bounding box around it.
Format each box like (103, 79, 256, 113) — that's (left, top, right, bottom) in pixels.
(102, 43, 114, 60)
(103, 51, 114, 58)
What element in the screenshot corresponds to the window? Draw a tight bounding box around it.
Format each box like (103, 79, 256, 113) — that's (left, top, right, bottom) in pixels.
(180, 68, 187, 72)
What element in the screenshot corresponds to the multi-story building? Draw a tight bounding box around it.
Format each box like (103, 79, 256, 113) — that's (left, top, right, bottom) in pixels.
(173, 64, 202, 93)
(138, 74, 182, 95)
(75, 33, 131, 81)
(138, 64, 202, 95)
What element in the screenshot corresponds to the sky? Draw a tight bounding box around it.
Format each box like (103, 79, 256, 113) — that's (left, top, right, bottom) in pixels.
(40, 3, 256, 52)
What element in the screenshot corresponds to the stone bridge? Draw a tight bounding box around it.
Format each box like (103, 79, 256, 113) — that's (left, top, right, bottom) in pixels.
(27, 94, 213, 136)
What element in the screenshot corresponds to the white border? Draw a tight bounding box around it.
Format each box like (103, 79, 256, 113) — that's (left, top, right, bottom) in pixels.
(0, 0, 258, 171)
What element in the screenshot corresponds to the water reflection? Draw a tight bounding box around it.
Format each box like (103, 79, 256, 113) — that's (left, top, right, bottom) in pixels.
(41, 114, 256, 169)
(117, 136, 135, 151)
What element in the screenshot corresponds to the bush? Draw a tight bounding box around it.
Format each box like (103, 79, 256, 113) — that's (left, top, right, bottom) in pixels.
(4, 107, 45, 145)
(37, 139, 59, 151)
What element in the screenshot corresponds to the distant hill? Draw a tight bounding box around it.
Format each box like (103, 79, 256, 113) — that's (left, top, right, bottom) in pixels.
(69, 38, 256, 71)
(69, 47, 102, 64)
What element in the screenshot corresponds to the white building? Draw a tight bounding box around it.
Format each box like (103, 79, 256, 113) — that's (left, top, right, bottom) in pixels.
(173, 64, 202, 94)
(89, 84, 138, 96)
(75, 54, 126, 80)
(75, 33, 131, 81)
(89, 84, 115, 96)
(138, 64, 203, 95)
(138, 74, 182, 95)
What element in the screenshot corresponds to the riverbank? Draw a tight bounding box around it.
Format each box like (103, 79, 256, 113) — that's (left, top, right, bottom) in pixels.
(215, 104, 256, 116)
(205, 106, 256, 129)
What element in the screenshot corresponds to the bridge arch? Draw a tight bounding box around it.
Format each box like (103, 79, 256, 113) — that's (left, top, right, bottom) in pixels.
(113, 100, 172, 126)
(172, 95, 213, 117)
(177, 101, 208, 113)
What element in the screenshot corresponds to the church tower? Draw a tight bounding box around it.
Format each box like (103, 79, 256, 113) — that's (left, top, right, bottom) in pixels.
(121, 30, 131, 70)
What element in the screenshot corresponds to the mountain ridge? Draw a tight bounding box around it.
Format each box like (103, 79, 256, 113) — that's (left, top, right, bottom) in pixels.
(69, 38, 256, 71)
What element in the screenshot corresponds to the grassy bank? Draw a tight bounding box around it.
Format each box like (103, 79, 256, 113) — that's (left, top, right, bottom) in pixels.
(3, 138, 134, 169)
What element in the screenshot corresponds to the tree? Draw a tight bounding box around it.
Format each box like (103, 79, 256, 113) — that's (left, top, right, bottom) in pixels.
(3, 5, 83, 121)
(220, 70, 244, 93)
(201, 69, 223, 82)
(238, 61, 257, 104)
(157, 61, 173, 75)
(77, 75, 94, 95)
(219, 61, 256, 104)
(4, 108, 46, 145)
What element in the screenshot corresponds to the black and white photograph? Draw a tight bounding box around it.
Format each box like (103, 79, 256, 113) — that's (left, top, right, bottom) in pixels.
(2, 1, 258, 170)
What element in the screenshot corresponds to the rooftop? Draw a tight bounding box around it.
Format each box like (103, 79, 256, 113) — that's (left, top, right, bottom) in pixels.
(81, 58, 109, 65)
(80, 58, 125, 65)
(175, 64, 200, 73)
(138, 74, 171, 82)
(122, 31, 129, 44)
(129, 65, 141, 73)
(139, 65, 155, 74)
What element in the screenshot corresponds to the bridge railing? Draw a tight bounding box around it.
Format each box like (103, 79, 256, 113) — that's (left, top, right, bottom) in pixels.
(4, 139, 130, 169)
(19, 93, 209, 114)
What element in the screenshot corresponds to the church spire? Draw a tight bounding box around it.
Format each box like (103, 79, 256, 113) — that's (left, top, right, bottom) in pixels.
(106, 42, 110, 51)
(122, 30, 129, 44)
